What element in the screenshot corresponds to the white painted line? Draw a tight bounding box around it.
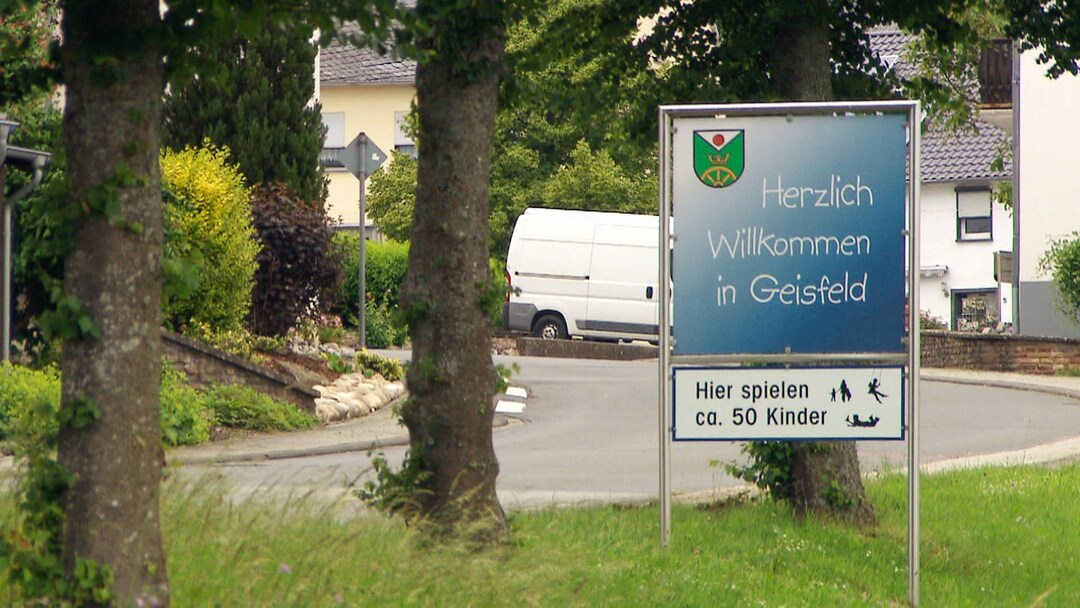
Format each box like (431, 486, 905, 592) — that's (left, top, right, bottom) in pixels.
(505, 386, 528, 399)
(495, 400, 526, 414)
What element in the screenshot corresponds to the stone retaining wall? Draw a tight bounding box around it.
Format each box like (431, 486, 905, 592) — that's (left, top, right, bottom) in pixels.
(921, 331, 1080, 375)
(517, 332, 1080, 375)
(516, 337, 658, 360)
(162, 331, 318, 413)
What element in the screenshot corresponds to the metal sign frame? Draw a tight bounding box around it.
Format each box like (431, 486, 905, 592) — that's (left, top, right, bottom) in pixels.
(658, 101, 922, 606)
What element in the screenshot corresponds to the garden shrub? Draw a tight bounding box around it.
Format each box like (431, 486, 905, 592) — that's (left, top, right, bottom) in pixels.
(1040, 233, 1080, 324)
(181, 321, 266, 362)
(160, 364, 214, 446)
(202, 384, 317, 432)
(161, 144, 260, 332)
(0, 362, 60, 444)
(247, 182, 342, 337)
(333, 234, 409, 314)
(0, 362, 214, 448)
(355, 351, 405, 382)
(363, 297, 406, 349)
(332, 234, 409, 344)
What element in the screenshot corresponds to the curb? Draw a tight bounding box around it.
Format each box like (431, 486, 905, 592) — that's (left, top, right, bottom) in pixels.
(171, 371, 1080, 467)
(921, 371, 1080, 401)
(168, 413, 513, 467)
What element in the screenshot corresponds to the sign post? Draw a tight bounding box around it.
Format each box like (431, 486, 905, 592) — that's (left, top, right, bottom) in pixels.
(658, 101, 921, 605)
(339, 133, 387, 348)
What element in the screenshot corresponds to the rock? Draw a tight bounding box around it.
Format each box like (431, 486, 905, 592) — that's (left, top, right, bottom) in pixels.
(384, 382, 404, 399)
(360, 392, 383, 411)
(346, 400, 369, 417)
(315, 402, 337, 422)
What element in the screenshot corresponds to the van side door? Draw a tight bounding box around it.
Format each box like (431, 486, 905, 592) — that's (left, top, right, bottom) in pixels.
(584, 224, 659, 339)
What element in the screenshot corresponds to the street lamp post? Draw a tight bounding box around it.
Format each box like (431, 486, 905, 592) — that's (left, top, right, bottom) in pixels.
(1, 117, 51, 362)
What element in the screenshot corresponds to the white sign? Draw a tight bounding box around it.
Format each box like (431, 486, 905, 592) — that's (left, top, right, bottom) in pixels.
(673, 366, 904, 440)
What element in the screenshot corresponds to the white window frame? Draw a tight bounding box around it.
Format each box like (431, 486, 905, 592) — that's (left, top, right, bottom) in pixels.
(956, 187, 992, 241)
(321, 112, 346, 149)
(394, 111, 417, 158)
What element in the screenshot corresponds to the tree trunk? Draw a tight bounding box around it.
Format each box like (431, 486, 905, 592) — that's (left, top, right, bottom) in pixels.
(767, 2, 876, 528)
(58, 0, 169, 604)
(399, 0, 509, 542)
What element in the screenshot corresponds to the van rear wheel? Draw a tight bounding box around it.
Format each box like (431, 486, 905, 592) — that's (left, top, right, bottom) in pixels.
(533, 314, 568, 340)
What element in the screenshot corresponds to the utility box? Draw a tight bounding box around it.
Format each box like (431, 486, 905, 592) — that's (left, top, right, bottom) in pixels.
(994, 250, 1014, 283)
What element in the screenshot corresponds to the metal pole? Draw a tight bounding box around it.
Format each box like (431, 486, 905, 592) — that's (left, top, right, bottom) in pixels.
(2, 185, 11, 362)
(658, 108, 673, 547)
(907, 101, 922, 608)
(0, 121, 12, 363)
(358, 139, 367, 350)
(1011, 45, 1022, 333)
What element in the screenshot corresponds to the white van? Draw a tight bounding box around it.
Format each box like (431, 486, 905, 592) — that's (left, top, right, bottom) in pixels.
(503, 208, 661, 342)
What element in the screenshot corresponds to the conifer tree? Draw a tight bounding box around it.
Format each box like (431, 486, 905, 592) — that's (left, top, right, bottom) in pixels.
(164, 20, 327, 203)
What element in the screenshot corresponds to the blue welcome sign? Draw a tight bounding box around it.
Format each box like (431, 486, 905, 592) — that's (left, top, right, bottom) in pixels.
(671, 112, 908, 355)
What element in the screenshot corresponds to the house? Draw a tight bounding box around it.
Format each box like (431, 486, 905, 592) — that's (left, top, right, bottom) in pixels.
(317, 28, 417, 234)
(870, 28, 1014, 330)
(876, 27, 1080, 337)
(1014, 48, 1080, 337)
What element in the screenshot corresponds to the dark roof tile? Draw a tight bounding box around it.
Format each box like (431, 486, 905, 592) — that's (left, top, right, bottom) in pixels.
(320, 26, 415, 86)
(922, 121, 1011, 183)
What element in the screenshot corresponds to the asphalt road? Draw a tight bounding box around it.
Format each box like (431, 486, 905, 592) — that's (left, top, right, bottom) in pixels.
(179, 355, 1080, 509)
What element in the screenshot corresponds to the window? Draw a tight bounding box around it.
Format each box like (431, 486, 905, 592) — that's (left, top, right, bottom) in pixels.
(321, 112, 346, 149)
(320, 112, 347, 169)
(956, 188, 992, 241)
(952, 289, 999, 331)
(394, 111, 417, 158)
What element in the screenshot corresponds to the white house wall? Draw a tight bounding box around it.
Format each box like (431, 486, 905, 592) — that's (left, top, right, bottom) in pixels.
(918, 182, 1012, 328)
(1017, 49, 1080, 336)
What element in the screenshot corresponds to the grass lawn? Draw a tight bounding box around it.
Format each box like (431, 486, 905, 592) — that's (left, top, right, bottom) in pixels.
(146, 462, 1079, 607)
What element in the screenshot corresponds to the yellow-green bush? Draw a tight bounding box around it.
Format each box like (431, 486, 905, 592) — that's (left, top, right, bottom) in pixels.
(0, 362, 60, 444)
(0, 362, 214, 448)
(162, 144, 260, 332)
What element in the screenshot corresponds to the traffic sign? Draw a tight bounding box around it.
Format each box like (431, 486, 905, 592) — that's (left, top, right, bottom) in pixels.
(339, 133, 387, 178)
(673, 366, 904, 441)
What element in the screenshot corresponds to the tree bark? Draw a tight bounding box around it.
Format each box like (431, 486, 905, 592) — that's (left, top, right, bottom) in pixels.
(767, 1, 876, 528)
(399, 0, 509, 541)
(58, 0, 169, 603)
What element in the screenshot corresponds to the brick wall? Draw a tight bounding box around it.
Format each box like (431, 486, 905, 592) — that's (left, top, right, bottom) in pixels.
(517, 332, 1080, 374)
(162, 331, 318, 413)
(921, 331, 1080, 375)
(516, 337, 658, 360)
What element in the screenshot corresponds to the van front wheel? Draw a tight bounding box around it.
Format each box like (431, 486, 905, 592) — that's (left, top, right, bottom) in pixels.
(533, 314, 568, 340)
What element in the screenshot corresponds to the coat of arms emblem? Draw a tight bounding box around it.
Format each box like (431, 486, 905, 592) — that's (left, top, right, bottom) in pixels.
(693, 129, 744, 188)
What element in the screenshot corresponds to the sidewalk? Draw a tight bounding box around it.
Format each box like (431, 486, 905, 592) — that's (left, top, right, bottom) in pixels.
(167, 404, 415, 466)
(164, 367, 1080, 467)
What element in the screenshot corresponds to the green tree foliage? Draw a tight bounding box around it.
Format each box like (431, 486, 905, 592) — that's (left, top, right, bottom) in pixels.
(1002, 0, 1080, 77)
(1040, 233, 1080, 324)
(161, 145, 260, 332)
(366, 150, 418, 242)
(163, 17, 328, 203)
(536, 140, 656, 214)
(247, 182, 342, 337)
(488, 142, 543, 254)
(7, 105, 65, 360)
(0, 0, 56, 107)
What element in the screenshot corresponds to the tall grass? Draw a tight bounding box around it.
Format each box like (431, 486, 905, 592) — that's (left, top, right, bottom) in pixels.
(3, 463, 1078, 606)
